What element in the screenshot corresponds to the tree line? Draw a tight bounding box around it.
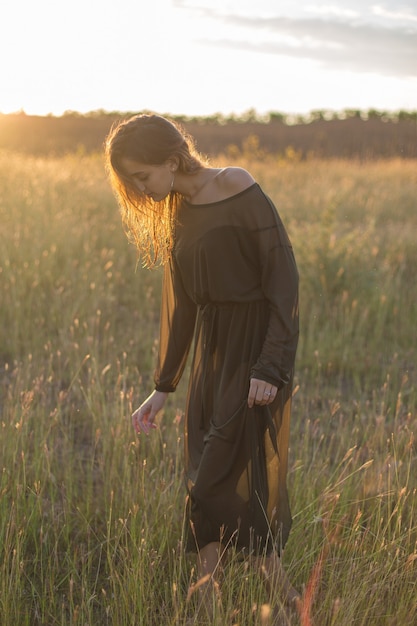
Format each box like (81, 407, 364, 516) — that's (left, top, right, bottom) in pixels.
(0, 109, 416, 159)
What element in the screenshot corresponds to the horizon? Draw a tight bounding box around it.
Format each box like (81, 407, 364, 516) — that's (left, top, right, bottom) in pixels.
(2, 106, 416, 122)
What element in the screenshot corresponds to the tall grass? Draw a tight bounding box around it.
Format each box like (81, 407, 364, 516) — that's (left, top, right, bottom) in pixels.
(0, 150, 416, 625)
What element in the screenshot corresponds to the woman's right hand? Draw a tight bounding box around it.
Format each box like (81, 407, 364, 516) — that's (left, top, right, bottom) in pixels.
(131, 390, 168, 435)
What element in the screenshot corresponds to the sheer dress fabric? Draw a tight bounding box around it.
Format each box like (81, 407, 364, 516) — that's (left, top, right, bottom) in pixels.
(154, 183, 299, 554)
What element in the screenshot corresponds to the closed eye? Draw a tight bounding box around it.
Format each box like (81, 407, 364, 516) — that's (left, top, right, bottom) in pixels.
(133, 173, 149, 182)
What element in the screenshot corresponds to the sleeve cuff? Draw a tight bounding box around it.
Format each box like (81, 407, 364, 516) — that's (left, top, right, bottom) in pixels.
(154, 384, 176, 393)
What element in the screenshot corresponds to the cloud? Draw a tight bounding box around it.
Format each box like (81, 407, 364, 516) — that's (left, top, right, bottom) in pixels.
(197, 13, 417, 77)
(305, 4, 360, 19)
(372, 4, 417, 23)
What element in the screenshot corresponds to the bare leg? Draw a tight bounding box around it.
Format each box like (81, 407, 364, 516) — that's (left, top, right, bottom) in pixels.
(254, 550, 300, 605)
(197, 541, 222, 579)
(190, 542, 222, 620)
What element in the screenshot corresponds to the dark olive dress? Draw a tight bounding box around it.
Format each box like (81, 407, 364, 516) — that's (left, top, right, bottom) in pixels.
(154, 183, 299, 555)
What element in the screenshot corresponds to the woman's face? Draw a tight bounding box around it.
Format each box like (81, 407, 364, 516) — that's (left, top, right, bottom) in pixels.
(120, 157, 174, 202)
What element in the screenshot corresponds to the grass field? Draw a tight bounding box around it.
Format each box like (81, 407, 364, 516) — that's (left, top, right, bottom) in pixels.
(0, 151, 416, 625)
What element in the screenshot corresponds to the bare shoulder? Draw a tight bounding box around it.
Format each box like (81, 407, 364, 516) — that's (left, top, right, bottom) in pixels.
(217, 167, 256, 195)
(193, 166, 256, 204)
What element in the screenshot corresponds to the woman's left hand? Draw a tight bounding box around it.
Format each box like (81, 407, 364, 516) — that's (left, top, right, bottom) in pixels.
(247, 378, 278, 408)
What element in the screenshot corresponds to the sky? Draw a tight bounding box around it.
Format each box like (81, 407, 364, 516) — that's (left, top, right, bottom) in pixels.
(0, 0, 416, 117)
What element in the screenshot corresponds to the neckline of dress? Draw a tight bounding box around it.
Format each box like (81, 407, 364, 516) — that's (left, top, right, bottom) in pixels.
(182, 182, 259, 208)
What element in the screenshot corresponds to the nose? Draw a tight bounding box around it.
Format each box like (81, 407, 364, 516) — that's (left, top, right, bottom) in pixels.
(135, 180, 146, 193)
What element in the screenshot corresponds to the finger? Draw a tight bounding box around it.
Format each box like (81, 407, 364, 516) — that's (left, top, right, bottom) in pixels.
(256, 385, 268, 405)
(143, 416, 157, 433)
(131, 411, 140, 433)
(132, 407, 153, 435)
(264, 386, 278, 404)
(260, 388, 272, 405)
(257, 385, 279, 405)
(247, 380, 258, 408)
(139, 415, 156, 435)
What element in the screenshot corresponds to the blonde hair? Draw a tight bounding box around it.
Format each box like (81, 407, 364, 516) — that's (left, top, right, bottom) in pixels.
(105, 114, 206, 267)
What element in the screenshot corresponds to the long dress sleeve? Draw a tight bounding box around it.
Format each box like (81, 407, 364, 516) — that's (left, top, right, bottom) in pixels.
(249, 196, 299, 388)
(154, 255, 197, 392)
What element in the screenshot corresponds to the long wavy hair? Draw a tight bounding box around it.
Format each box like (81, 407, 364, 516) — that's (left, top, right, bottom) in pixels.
(105, 114, 206, 267)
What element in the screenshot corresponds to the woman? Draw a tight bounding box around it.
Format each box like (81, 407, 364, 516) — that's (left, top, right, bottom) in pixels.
(105, 114, 300, 619)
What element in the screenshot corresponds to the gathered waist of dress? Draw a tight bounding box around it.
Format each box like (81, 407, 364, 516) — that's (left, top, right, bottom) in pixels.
(197, 298, 264, 310)
(197, 299, 266, 326)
